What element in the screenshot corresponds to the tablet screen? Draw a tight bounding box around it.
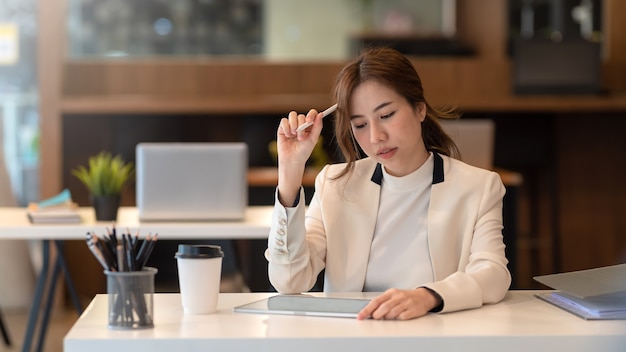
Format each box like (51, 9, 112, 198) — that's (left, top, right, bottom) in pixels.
(234, 294, 371, 318)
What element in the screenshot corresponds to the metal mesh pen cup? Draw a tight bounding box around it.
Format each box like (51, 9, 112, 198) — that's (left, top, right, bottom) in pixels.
(105, 267, 158, 329)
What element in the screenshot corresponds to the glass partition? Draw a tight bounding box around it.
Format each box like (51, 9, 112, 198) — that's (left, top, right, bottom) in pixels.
(0, 0, 39, 205)
(66, 0, 455, 60)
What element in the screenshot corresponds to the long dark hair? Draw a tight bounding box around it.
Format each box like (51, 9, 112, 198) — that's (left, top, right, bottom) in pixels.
(331, 47, 460, 179)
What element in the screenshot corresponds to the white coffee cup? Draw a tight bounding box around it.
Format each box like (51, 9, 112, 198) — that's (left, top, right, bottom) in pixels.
(175, 244, 224, 314)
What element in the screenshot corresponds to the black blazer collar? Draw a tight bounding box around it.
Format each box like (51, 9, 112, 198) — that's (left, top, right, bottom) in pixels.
(370, 152, 444, 185)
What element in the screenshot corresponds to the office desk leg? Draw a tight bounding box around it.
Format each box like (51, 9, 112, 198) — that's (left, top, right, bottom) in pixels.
(21, 240, 84, 352)
(53, 240, 83, 314)
(35, 249, 62, 352)
(0, 308, 11, 346)
(22, 240, 50, 352)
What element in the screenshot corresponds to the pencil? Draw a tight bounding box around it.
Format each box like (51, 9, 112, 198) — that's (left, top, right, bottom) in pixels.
(135, 233, 151, 265)
(96, 233, 116, 269)
(139, 233, 158, 270)
(87, 235, 110, 270)
(124, 234, 135, 271)
(295, 103, 337, 132)
(86, 229, 158, 272)
(116, 243, 126, 272)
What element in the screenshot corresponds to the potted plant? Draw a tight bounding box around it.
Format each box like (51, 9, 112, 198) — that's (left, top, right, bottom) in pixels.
(71, 151, 134, 221)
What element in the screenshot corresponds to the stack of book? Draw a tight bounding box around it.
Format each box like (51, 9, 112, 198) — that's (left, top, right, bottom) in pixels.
(26, 189, 82, 224)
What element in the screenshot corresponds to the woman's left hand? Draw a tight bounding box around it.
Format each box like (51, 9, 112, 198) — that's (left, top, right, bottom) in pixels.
(357, 287, 441, 320)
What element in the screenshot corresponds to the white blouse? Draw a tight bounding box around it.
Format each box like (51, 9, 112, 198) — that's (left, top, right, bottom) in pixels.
(363, 153, 435, 291)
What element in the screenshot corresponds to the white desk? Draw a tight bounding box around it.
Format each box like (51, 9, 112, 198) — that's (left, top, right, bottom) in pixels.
(0, 206, 273, 239)
(0, 206, 273, 352)
(64, 291, 626, 352)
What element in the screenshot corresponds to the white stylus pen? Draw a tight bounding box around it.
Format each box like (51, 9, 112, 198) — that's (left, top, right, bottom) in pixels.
(295, 103, 338, 132)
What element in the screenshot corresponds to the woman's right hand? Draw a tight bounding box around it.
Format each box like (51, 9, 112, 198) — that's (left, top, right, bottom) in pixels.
(276, 109, 324, 206)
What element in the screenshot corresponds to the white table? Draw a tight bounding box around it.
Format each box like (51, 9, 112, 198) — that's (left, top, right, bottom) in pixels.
(64, 291, 626, 352)
(0, 206, 273, 239)
(0, 206, 273, 352)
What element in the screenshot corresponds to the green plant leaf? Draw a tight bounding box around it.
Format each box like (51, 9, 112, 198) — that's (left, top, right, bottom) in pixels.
(70, 151, 134, 196)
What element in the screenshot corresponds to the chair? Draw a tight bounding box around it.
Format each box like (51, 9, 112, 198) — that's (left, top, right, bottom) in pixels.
(439, 119, 495, 170)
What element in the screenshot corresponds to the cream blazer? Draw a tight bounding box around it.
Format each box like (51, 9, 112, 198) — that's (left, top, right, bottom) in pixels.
(266, 153, 511, 313)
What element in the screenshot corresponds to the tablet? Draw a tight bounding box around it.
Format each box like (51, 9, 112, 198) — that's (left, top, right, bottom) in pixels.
(233, 294, 371, 318)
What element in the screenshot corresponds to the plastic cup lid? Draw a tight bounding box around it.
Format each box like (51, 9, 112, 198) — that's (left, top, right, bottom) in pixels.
(175, 244, 224, 259)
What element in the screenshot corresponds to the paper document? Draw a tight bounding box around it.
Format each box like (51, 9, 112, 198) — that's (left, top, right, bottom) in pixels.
(534, 263, 626, 320)
(536, 291, 626, 320)
(534, 263, 626, 298)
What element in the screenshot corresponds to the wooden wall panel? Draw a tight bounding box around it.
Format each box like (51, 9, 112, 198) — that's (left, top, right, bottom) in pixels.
(456, 0, 507, 59)
(556, 114, 626, 272)
(63, 61, 347, 98)
(603, 0, 626, 92)
(62, 59, 519, 111)
(604, 0, 626, 62)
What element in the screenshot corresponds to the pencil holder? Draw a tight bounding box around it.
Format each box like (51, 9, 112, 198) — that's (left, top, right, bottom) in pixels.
(105, 267, 157, 330)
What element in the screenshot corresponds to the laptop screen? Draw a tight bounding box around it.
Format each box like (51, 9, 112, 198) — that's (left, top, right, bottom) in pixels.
(136, 142, 248, 221)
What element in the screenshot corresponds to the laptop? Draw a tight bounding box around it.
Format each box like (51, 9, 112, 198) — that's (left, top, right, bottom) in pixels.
(136, 142, 248, 221)
(234, 294, 372, 318)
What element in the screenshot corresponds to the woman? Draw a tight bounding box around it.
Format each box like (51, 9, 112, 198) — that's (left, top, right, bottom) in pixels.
(266, 47, 511, 320)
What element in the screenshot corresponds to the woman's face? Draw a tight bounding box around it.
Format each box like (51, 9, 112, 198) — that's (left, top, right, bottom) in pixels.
(348, 80, 428, 177)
